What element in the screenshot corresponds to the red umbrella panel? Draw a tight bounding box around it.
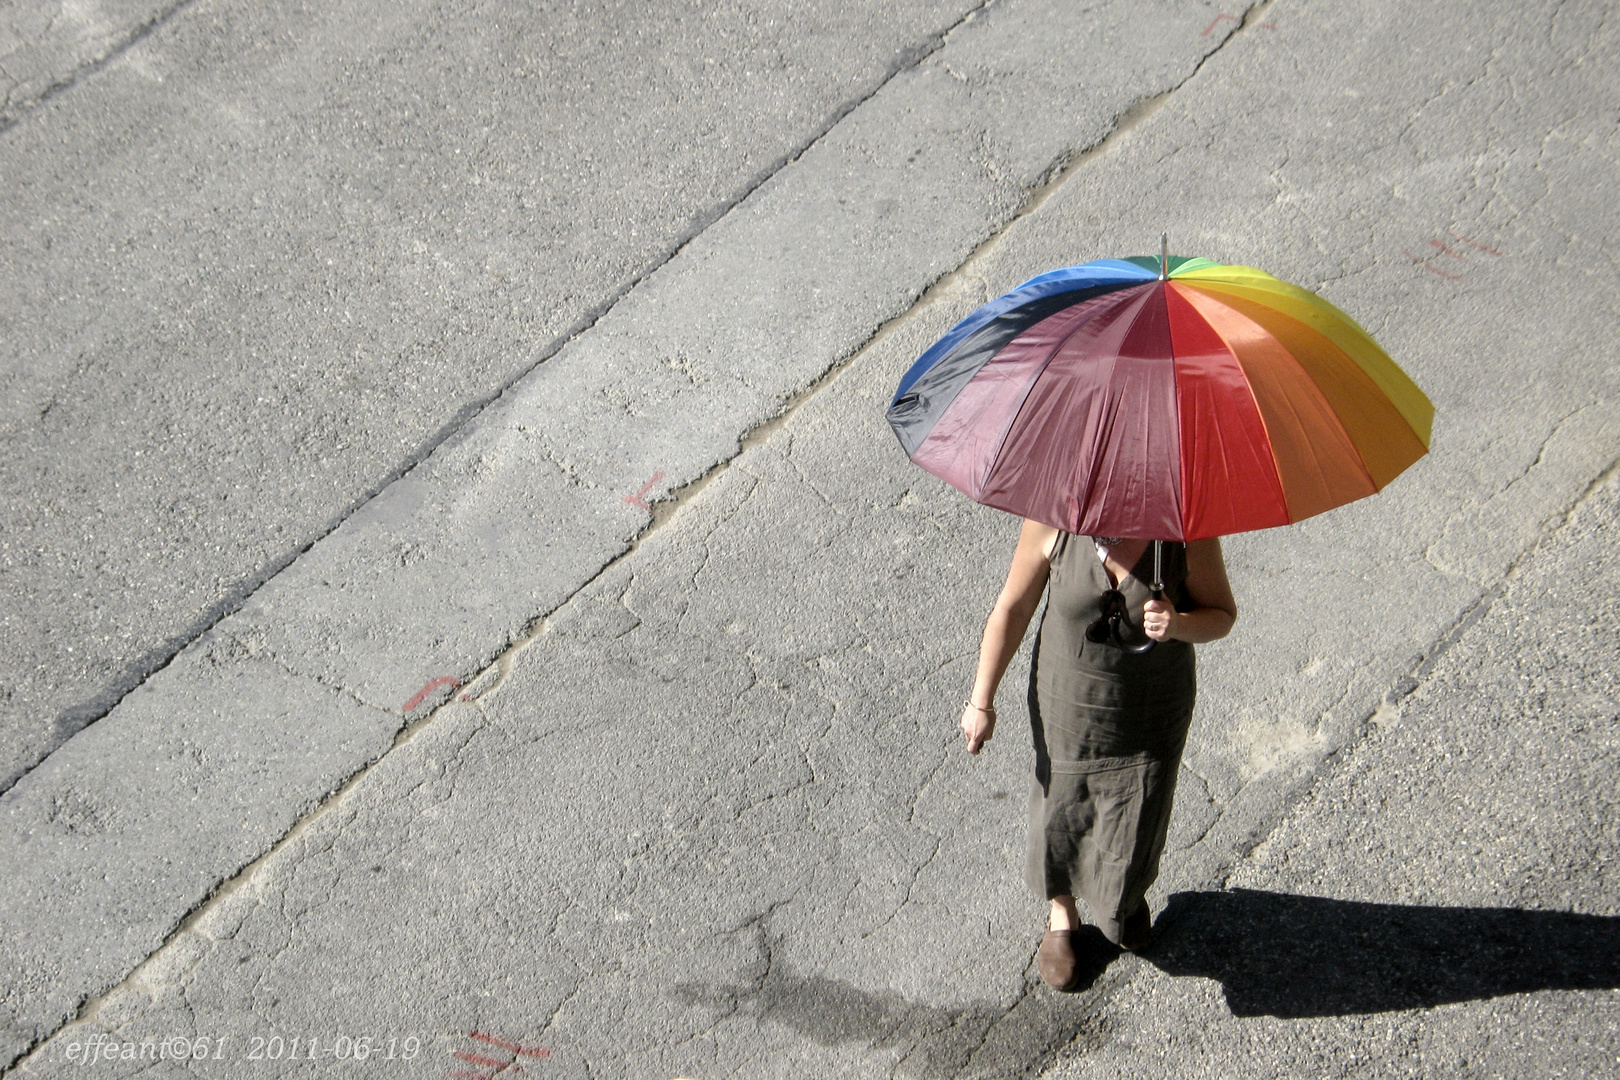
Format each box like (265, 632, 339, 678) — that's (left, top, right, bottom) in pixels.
(886, 257, 1433, 541)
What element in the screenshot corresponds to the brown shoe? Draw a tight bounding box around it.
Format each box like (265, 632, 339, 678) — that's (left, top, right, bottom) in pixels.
(1118, 903, 1152, 951)
(1037, 930, 1079, 990)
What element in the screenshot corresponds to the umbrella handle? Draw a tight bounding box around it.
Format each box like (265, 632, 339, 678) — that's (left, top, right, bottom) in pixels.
(1112, 540, 1165, 654)
(1112, 614, 1156, 653)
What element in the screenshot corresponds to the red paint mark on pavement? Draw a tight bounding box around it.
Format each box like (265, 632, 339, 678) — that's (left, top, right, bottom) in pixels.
(623, 470, 666, 510)
(454, 1051, 508, 1069)
(1202, 13, 1240, 35)
(1428, 239, 1466, 260)
(403, 676, 460, 711)
(1447, 228, 1503, 255)
(1404, 251, 1463, 280)
(471, 1032, 552, 1058)
(445, 1030, 548, 1080)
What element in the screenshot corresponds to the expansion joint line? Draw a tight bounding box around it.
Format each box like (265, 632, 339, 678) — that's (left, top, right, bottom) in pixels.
(0, 0, 203, 134)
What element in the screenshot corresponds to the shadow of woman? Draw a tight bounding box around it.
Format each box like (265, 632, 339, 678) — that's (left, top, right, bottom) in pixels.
(1139, 889, 1620, 1018)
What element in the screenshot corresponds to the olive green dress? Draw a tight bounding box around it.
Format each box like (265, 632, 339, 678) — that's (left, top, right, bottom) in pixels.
(1024, 532, 1196, 945)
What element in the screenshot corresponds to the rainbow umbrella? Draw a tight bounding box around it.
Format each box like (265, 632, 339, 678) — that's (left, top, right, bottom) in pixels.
(887, 242, 1433, 543)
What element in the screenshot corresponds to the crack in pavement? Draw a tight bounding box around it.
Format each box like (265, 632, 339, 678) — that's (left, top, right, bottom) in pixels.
(1424, 398, 1611, 573)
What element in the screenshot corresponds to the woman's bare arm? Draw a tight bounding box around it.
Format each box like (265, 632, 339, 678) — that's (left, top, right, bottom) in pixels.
(963, 518, 1057, 753)
(1142, 537, 1237, 644)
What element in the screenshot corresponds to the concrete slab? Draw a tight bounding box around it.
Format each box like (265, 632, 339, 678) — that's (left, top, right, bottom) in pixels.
(0, 0, 989, 789)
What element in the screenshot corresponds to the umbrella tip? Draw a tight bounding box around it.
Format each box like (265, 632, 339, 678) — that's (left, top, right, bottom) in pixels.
(1159, 234, 1168, 280)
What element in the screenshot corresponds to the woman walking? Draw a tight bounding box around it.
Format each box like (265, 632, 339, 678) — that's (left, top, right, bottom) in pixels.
(887, 246, 1425, 991)
(960, 520, 1237, 991)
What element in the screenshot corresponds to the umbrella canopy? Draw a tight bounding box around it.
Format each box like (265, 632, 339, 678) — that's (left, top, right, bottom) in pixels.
(887, 253, 1433, 541)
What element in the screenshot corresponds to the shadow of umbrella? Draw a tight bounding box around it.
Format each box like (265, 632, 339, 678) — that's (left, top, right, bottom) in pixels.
(1143, 889, 1620, 1018)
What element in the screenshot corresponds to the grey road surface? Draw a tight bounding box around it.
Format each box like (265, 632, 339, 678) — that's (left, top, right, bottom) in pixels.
(1, 0, 1020, 789)
(4, 0, 1620, 1077)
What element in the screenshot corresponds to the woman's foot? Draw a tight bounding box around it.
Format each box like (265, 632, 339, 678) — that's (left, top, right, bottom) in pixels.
(1039, 895, 1084, 989)
(1037, 929, 1079, 990)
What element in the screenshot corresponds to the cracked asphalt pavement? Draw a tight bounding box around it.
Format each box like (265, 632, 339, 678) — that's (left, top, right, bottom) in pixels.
(3, 0, 1618, 1077)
